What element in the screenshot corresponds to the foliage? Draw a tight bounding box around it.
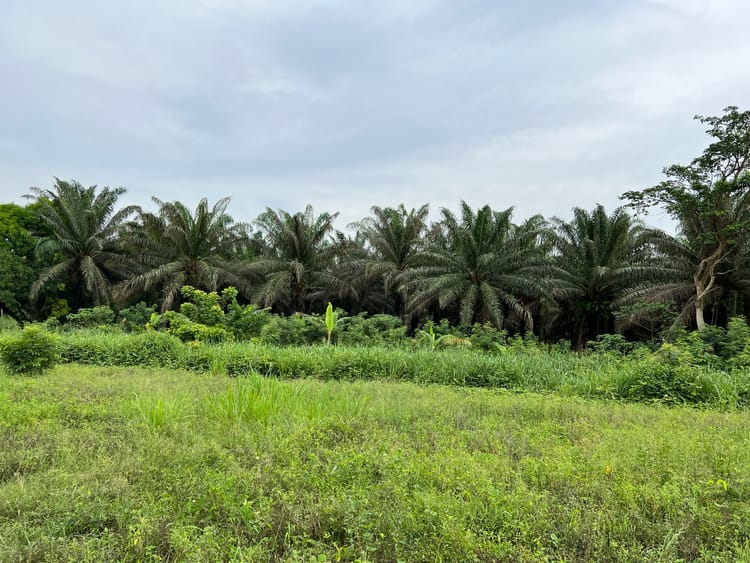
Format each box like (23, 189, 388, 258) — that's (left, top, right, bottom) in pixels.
(0, 247, 35, 320)
(66, 306, 117, 328)
(250, 205, 341, 313)
(587, 333, 638, 355)
(353, 204, 430, 320)
(550, 205, 662, 349)
(0, 325, 60, 374)
(623, 106, 750, 329)
(154, 311, 234, 344)
(27, 178, 138, 308)
(0, 315, 19, 332)
(47, 329, 750, 408)
(146, 286, 269, 343)
(223, 293, 270, 340)
(468, 322, 508, 351)
(402, 201, 548, 331)
(336, 313, 406, 347)
(324, 301, 344, 345)
(0, 204, 49, 319)
(418, 322, 463, 351)
(614, 300, 678, 342)
(3, 108, 750, 344)
(59, 330, 185, 367)
(117, 302, 156, 332)
(259, 314, 328, 346)
(116, 197, 252, 311)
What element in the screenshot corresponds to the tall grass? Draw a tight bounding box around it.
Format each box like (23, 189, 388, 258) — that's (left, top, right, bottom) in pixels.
(52, 330, 750, 408)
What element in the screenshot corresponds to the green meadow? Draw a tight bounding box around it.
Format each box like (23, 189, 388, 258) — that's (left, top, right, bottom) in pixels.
(1, 364, 749, 562)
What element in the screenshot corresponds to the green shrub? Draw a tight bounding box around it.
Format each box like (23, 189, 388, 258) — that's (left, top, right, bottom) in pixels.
(0, 325, 60, 374)
(469, 323, 507, 351)
(0, 314, 19, 332)
(118, 302, 156, 332)
(66, 306, 116, 328)
(59, 330, 185, 368)
(587, 333, 635, 355)
(152, 311, 233, 344)
(226, 304, 269, 340)
(179, 286, 225, 327)
(259, 315, 327, 346)
(337, 313, 406, 347)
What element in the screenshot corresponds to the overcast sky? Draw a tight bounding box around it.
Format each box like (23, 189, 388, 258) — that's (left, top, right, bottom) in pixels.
(1, 0, 748, 230)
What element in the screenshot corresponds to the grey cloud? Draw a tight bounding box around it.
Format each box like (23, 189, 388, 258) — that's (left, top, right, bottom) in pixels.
(0, 0, 748, 231)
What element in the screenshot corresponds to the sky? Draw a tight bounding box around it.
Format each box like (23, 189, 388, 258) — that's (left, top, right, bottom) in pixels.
(1, 0, 749, 231)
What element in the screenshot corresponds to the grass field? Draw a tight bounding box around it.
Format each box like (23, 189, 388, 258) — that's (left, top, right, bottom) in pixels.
(1, 365, 750, 561)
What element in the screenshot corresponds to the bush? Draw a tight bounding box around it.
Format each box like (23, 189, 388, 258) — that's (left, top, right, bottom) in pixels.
(118, 302, 156, 332)
(259, 315, 327, 346)
(469, 323, 507, 351)
(337, 313, 406, 346)
(0, 314, 19, 332)
(0, 325, 60, 374)
(152, 311, 234, 344)
(59, 330, 186, 368)
(225, 303, 270, 340)
(66, 306, 116, 329)
(587, 333, 635, 355)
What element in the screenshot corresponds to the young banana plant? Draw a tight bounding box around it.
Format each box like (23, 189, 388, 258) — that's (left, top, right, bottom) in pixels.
(325, 302, 345, 345)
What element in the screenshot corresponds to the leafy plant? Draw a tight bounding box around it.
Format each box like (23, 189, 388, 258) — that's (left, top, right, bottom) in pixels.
(324, 302, 346, 345)
(0, 325, 60, 374)
(118, 302, 156, 332)
(66, 306, 117, 328)
(418, 323, 452, 351)
(0, 314, 19, 332)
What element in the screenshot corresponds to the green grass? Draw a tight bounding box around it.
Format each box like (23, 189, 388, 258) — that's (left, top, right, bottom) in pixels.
(54, 330, 750, 408)
(1, 365, 749, 561)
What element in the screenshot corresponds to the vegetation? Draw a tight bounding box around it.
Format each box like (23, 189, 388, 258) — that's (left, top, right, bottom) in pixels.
(0, 325, 59, 374)
(623, 106, 750, 330)
(549, 205, 658, 349)
(2, 107, 745, 347)
(0, 365, 747, 561)
(116, 197, 253, 311)
(401, 203, 547, 332)
(0, 323, 735, 407)
(3, 96, 750, 560)
(27, 178, 138, 309)
(249, 205, 341, 314)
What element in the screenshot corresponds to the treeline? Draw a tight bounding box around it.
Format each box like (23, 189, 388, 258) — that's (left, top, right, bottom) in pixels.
(2, 106, 749, 348)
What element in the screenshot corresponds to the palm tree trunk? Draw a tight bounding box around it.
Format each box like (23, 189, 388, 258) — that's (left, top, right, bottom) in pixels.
(574, 321, 585, 351)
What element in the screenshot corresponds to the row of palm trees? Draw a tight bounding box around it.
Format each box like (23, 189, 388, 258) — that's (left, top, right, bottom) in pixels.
(24, 178, 750, 347)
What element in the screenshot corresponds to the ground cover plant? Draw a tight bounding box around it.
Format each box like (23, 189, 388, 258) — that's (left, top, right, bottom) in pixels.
(0, 365, 748, 561)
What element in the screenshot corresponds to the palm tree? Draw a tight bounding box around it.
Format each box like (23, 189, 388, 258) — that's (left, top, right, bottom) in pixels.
(249, 205, 340, 313)
(550, 205, 661, 349)
(116, 197, 252, 311)
(28, 178, 137, 308)
(400, 201, 548, 331)
(353, 204, 429, 320)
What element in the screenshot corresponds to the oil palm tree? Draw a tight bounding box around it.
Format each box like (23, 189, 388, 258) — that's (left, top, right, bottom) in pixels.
(249, 205, 340, 313)
(400, 201, 548, 331)
(116, 197, 251, 311)
(353, 204, 429, 320)
(28, 178, 137, 308)
(550, 205, 662, 349)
